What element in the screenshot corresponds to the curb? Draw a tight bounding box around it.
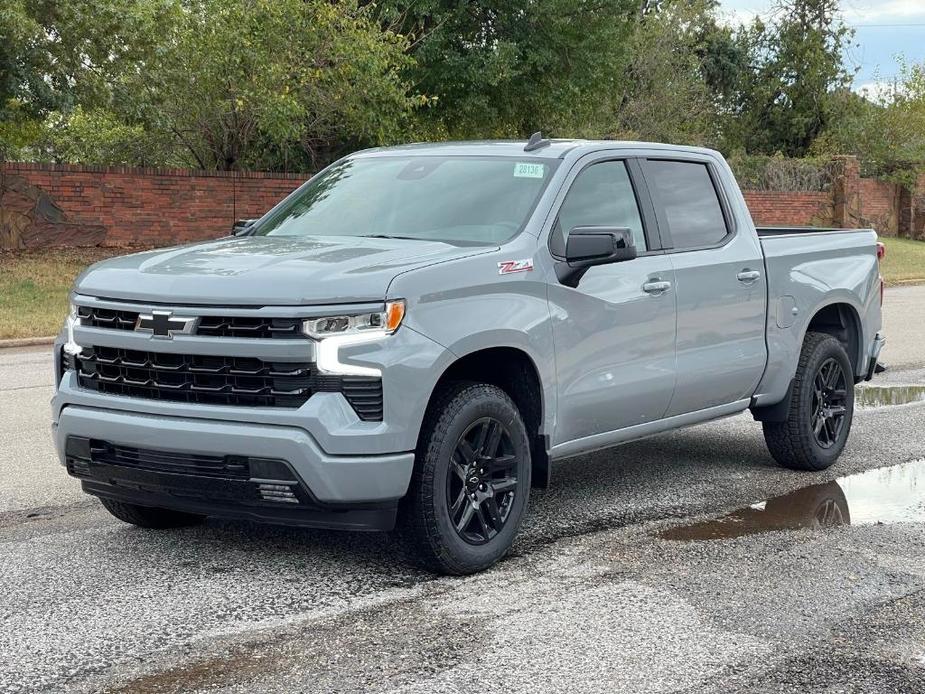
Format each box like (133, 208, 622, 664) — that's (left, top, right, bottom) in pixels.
(0, 336, 56, 349)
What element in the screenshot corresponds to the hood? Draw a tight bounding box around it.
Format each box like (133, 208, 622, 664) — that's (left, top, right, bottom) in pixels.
(75, 236, 491, 305)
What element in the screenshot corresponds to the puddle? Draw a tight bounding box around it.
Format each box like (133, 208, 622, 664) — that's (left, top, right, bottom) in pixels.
(855, 385, 925, 408)
(660, 459, 925, 541)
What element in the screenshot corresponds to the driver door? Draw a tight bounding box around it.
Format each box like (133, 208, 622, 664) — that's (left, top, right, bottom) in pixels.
(547, 158, 678, 446)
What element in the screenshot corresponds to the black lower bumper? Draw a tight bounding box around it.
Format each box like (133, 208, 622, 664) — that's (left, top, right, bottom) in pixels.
(66, 437, 398, 532)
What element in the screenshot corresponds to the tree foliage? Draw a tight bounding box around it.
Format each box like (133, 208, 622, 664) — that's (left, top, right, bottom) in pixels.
(373, 0, 640, 139)
(0, 0, 916, 174)
(813, 60, 925, 184)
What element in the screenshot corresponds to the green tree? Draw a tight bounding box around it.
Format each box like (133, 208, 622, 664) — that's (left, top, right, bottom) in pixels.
(815, 59, 925, 183)
(610, 0, 723, 145)
(373, 0, 640, 139)
(3, 0, 421, 170)
(733, 0, 855, 156)
(128, 0, 420, 170)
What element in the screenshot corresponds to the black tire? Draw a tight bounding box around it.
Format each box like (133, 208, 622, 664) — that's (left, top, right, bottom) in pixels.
(99, 497, 205, 529)
(404, 382, 531, 575)
(763, 331, 855, 471)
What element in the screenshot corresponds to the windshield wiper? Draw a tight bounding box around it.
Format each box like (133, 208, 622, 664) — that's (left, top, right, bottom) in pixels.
(358, 234, 423, 241)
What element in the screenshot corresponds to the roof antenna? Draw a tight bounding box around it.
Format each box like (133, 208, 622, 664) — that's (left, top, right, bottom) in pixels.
(524, 131, 551, 152)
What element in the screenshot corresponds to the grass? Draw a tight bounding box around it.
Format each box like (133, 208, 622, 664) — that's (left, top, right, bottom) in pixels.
(880, 237, 925, 286)
(1, 237, 924, 340)
(0, 248, 134, 340)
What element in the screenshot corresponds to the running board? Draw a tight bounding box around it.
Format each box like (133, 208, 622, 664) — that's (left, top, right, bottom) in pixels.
(550, 399, 751, 461)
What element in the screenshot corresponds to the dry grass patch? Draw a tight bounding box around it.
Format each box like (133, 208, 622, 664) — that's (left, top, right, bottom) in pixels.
(880, 237, 925, 286)
(0, 248, 138, 339)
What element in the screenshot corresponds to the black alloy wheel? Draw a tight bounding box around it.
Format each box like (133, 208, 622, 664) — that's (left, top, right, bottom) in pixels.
(446, 417, 519, 545)
(811, 357, 849, 449)
(763, 331, 855, 471)
(404, 382, 532, 575)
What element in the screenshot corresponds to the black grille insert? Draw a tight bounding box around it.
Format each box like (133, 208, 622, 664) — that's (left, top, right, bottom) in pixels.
(77, 306, 306, 339)
(78, 306, 137, 330)
(75, 346, 383, 418)
(92, 441, 252, 479)
(196, 316, 305, 339)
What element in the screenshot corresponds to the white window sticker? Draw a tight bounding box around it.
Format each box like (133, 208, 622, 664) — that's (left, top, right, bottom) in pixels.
(513, 162, 545, 179)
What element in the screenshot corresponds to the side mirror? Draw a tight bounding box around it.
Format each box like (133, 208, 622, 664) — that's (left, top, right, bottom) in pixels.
(231, 218, 257, 236)
(557, 226, 637, 287)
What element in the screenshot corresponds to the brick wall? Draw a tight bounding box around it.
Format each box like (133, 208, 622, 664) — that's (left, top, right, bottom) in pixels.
(742, 191, 834, 227)
(2, 158, 923, 250)
(858, 177, 901, 235)
(0, 162, 305, 249)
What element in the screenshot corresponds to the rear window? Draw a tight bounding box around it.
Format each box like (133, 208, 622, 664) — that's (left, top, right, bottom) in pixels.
(646, 160, 728, 249)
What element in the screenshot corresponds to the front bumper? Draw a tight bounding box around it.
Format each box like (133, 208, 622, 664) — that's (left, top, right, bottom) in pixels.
(54, 405, 415, 530)
(51, 297, 457, 528)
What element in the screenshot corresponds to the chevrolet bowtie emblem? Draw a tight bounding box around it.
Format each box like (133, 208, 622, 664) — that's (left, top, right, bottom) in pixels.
(135, 310, 198, 339)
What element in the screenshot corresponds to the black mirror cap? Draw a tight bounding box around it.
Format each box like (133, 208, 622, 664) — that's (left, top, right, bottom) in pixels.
(565, 226, 637, 267)
(557, 226, 637, 288)
(231, 218, 257, 236)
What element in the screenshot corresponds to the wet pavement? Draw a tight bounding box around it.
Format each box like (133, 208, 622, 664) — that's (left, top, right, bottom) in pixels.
(856, 383, 925, 408)
(2, 285, 925, 693)
(660, 458, 925, 542)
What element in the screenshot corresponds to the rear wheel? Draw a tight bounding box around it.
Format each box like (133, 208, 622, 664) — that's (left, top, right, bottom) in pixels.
(763, 332, 855, 471)
(99, 497, 205, 529)
(404, 382, 531, 575)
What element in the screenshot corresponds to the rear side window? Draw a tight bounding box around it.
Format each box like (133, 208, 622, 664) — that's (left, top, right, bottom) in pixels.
(555, 161, 647, 253)
(646, 160, 728, 249)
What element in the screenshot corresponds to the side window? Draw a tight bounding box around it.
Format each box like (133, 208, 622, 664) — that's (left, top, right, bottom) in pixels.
(646, 160, 728, 249)
(554, 161, 647, 254)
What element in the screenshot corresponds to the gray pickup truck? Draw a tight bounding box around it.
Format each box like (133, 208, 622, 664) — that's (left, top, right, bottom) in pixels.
(52, 137, 885, 574)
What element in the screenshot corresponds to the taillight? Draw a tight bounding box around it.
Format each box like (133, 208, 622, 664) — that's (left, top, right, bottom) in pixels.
(876, 241, 885, 305)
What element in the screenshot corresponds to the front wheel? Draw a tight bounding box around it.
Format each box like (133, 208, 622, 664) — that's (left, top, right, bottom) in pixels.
(763, 332, 855, 471)
(404, 382, 531, 575)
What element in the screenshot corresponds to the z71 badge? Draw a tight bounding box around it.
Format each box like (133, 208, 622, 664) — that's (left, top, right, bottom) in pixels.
(498, 259, 534, 275)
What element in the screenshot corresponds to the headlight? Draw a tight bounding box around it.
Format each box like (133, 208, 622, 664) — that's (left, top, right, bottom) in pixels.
(308, 300, 405, 377)
(303, 300, 405, 340)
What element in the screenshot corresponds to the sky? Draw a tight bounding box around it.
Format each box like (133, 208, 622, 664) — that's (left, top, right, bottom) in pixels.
(718, 0, 925, 96)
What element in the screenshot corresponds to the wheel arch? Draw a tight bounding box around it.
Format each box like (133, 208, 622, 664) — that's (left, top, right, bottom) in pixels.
(421, 346, 551, 488)
(753, 299, 863, 423)
(803, 300, 864, 380)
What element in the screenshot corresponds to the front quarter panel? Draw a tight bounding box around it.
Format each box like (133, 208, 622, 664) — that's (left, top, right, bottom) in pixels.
(387, 239, 556, 440)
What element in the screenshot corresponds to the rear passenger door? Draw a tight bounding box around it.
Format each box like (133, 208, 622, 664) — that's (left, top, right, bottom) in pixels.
(641, 157, 767, 417)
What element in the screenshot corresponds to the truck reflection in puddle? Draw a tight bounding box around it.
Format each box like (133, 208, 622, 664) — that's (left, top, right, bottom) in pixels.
(660, 458, 925, 541)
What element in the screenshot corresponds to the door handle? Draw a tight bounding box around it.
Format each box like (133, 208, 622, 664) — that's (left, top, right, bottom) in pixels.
(737, 269, 761, 283)
(642, 280, 672, 294)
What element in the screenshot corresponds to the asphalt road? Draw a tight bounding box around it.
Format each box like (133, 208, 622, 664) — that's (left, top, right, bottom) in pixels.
(2, 286, 924, 693)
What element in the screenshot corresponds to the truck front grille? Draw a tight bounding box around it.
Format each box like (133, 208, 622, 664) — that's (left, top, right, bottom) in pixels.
(75, 346, 382, 418)
(77, 306, 306, 339)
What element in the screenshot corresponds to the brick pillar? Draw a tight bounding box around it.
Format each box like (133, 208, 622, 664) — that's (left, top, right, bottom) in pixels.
(899, 186, 913, 238)
(911, 171, 925, 240)
(831, 156, 862, 228)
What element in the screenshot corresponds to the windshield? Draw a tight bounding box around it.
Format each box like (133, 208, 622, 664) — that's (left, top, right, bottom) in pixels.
(253, 155, 559, 246)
